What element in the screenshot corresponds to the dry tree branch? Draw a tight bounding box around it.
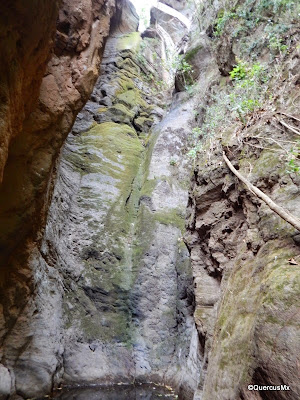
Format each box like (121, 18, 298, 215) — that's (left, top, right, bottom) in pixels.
(276, 118, 300, 136)
(245, 142, 277, 151)
(223, 152, 300, 231)
(276, 111, 300, 123)
(254, 136, 290, 153)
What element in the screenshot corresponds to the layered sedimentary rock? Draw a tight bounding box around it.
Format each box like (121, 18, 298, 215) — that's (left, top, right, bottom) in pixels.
(0, 0, 119, 397)
(0, 2, 201, 398)
(1, 0, 299, 399)
(0, 0, 117, 275)
(33, 10, 200, 398)
(182, 1, 300, 399)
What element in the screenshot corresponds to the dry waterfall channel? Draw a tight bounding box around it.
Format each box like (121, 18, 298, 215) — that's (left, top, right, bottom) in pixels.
(0, 0, 299, 399)
(16, 2, 201, 399)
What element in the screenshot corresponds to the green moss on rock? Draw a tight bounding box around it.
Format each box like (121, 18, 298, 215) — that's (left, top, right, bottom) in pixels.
(134, 116, 154, 132)
(184, 44, 203, 62)
(110, 103, 135, 123)
(117, 89, 147, 110)
(117, 32, 141, 52)
(204, 238, 300, 397)
(154, 208, 185, 232)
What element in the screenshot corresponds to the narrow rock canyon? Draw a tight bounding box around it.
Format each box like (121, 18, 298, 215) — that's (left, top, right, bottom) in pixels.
(0, 0, 299, 399)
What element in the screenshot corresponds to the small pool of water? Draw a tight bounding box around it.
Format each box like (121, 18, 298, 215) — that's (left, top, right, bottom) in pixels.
(43, 383, 178, 400)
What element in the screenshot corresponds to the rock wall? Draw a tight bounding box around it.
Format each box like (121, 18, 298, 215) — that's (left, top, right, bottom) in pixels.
(182, 0, 300, 399)
(1, 0, 299, 399)
(0, 0, 60, 183)
(32, 9, 201, 398)
(0, 2, 202, 399)
(0, 0, 117, 276)
(0, 0, 119, 398)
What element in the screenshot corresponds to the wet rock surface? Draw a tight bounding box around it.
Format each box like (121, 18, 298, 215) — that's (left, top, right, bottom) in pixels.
(0, 1, 299, 399)
(182, 1, 300, 399)
(0, 2, 200, 399)
(42, 384, 177, 400)
(37, 13, 200, 397)
(0, 0, 117, 276)
(0, 10, 119, 394)
(0, 0, 129, 398)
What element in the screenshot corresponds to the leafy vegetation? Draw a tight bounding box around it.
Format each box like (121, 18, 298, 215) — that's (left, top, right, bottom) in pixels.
(194, 0, 297, 60)
(213, 0, 299, 36)
(188, 59, 270, 157)
(214, 10, 238, 36)
(286, 142, 300, 174)
(172, 54, 194, 90)
(186, 0, 300, 176)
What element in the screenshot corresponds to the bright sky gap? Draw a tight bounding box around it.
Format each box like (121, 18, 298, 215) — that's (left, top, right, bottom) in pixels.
(130, 0, 191, 31)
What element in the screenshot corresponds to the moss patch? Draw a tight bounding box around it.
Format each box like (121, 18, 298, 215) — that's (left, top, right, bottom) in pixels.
(184, 44, 203, 62)
(117, 32, 141, 52)
(204, 238, 300, 395)
(117, 89, 147, 110)
(154, 208, 186, 232)
(248, 149, 285, 177)
(63, 121, 147, 344)
(110, 103, 135, 121)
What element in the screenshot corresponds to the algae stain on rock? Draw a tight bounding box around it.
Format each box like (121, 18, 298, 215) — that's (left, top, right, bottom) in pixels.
(19, 5, 202, 395)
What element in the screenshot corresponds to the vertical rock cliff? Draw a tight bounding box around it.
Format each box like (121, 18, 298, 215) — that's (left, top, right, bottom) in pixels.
(29, 2, 201, 398)
(0, 0, 118, 397)
(0, 0, 299, 399)
(0, 0, 117, 277)
(0, 0, 60, 183)
(1, 0, 201, 399)
(182, 1, 300, 399)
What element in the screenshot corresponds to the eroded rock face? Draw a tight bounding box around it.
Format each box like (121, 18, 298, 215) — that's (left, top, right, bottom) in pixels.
(27, 10, 201, 397)
(0, 0, 119, 397)
(182, 1, 300, 399)
(186, 146, 300, 400)
(2, 0, 298, 399)
(0, 2, 201, 398)
(0, 0, 117, 275)
(150, 7, 188, 47)
(0, 1, 60, 183)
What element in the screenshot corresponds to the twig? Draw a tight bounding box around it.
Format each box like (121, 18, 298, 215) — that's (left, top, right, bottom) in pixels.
(246, 142, 280, 152)
(276, 112, 300, 123)
(260, 138, 298, 145)
(223, 152, 300, 231)
(276, 118, 300, 136)
(254, 136, 290, 153)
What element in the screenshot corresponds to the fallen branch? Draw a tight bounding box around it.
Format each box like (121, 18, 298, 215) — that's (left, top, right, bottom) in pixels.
(254, 136, 289, 153)
(276, 111, 300, 124)
(276, 118, 300, 136)
(223, 152, 300, 231)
